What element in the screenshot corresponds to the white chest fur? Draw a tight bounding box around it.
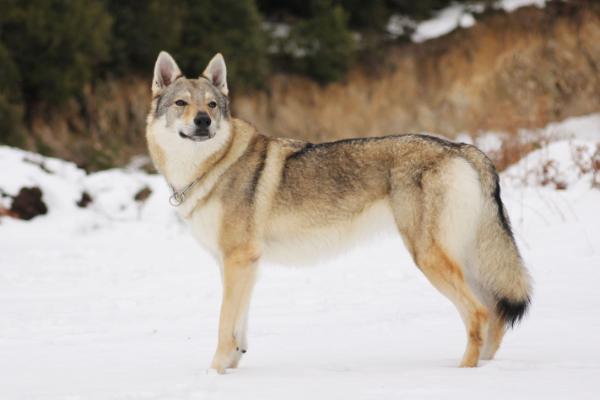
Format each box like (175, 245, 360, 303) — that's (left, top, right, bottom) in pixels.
(187, 200, 223, 260)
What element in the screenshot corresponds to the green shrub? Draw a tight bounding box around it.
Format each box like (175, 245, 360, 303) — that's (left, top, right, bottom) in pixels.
(176, 0, 269, 91)
(106, 0, 183, 74)
(0, 42, 24, 145)
(286, 0, 355, 84)
(389, 0, 474, 20)
(341, 0, 390, 31)
(1, 0, 112, 104)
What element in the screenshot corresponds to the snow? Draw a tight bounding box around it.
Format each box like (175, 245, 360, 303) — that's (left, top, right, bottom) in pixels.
(393, 0, 548, 43)
(2, 114, 600, 399)
(542, 113, 600, 141)
(262, 22, 291, 40)
(497, 0, 547, 13)
(386, 15, 418, 38)
(411, 5, 479, 43)
(459, 13, 476, 29)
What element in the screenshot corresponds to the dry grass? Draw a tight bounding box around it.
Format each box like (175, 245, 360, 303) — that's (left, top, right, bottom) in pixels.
(572, 142, 600, 189)
(485, 137, 542, 173)
(484, 133, 600, 191)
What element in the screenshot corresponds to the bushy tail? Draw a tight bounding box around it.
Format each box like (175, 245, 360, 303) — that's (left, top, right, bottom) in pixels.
(461, 145, 532, 327)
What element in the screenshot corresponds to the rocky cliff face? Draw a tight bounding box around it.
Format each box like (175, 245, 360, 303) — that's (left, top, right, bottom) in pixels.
(26, 1, 600, 169)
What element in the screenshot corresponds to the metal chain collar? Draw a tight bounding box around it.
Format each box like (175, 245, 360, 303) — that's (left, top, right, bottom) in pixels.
(168, 177, 202, 207)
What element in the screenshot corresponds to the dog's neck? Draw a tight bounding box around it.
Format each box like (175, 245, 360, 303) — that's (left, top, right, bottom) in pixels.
(150, 118, 258, 216)
(159, 119, 233, 190)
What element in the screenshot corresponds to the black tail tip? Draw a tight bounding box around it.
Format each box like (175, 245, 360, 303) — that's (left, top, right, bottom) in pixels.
(496, 297, 530, 328)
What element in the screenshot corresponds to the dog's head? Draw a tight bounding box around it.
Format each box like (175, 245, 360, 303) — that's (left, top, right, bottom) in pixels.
(148, 51, 230, 141)
(146, 52, 233, 179)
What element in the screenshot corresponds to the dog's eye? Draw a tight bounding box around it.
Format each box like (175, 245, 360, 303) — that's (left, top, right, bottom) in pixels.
(174, 100, 187, 107)
(208, 101, 217, 109)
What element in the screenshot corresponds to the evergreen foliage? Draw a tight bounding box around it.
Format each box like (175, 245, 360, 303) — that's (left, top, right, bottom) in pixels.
(390, 0, 467, 20)
(1, 0, 112, 104)
(0, 42, 24, 145)
(106, 0, 183, 75)
(341, 0, 391, 31)
(286, 0, 355, 84)
(176, 0, 269, 90)
(0, 0, 478, 144)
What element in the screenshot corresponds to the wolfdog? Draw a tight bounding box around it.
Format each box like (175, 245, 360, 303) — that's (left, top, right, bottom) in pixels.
(146, 51, 531, 373)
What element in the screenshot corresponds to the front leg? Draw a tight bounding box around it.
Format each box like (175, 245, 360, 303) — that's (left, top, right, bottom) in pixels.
(229, 309, 249, 369)
(210, 247, 258, 374)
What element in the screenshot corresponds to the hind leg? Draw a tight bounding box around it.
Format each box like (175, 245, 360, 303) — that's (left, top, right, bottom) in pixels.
(415, 243, 489, 367)
(480, 312, 506, 360)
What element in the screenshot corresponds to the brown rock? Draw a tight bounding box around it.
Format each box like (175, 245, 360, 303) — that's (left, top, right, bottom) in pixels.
(10, 187, 48, 220)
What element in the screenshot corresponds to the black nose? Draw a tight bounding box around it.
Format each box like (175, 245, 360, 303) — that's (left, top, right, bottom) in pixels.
(194, 112, 211, 128)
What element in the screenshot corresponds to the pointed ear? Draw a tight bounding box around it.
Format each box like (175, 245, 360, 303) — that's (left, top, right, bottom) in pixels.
(202, 53, 228, 96)
(152, 51, 182, 95)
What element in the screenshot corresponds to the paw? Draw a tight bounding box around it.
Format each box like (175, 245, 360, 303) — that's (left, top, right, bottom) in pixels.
(210, 353, 232, 374)
(211, 344, 246, 373)
(208, 361, 228, 374)
(229, 347, 248, 369)
(459, 360, 479, 368)
(205, 367, 224, 375)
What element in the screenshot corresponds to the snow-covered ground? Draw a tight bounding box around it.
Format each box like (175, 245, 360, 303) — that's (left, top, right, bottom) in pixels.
(1, 115, 599, 399)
